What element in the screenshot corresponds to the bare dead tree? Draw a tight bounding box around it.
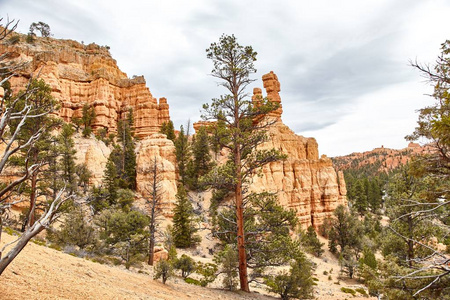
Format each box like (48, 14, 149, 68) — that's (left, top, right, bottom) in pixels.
(0, 189, 71, 275)
(0, 16, 71, 276)
(144, 156, 164, 266)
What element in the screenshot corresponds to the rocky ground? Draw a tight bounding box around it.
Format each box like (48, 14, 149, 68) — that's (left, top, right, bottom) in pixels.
(0, 232, 374, 300)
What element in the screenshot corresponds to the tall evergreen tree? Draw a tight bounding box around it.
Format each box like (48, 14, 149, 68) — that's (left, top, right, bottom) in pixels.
(8, 79, 60, 227)
(203, 34, 284, 291)
(103, 156, 119, 206)
(116, 108, 136, 189)
(187, 126, 212, 190)
(172, 185, 199, 248)
(174, 125, 191, 186)
(58, 123, 77, 194)
(160, 120, 176, 141)
(81, 103, 96, 137)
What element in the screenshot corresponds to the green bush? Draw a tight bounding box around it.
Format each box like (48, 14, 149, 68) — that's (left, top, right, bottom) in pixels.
(341, 287, 356, 296)
(31, 238, 46, 246)
(154, 260, 173, 284)
(173, 254, 196, 279)
(49, 243, 62, 251)
(355, 287, 367, 296)
(184, 278, 202, 286)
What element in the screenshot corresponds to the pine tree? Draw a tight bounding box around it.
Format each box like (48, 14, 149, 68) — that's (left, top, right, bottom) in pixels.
(116, 109, 136, 189)
(188, 126, 212, 190)
(174, 125, 191, 186)
(300, 226, 324, 257)
(59, 123, 77, 194)
(160, 120, 176, 141)
(203, 34, 285, 291)
(8, 79, 60, 227)
(81, 103, 96, 137)
(103, 156, 119, 206)
(172, 185, 199, 248)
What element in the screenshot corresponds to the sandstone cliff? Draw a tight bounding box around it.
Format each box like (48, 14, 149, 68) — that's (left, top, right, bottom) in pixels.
(253, 72, 347, 228)
(1, 34, 177, 210)
(1, 34, 170, 138)
(332, 142, 435, 173)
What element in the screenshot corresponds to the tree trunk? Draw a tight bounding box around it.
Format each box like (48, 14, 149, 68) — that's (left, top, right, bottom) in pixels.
(28, 171, 38, 227)
(0, 210, 3, 259)
(0, 218, 45, 275)
(235, 148, 249, 292)
(148, 222, 155, 266)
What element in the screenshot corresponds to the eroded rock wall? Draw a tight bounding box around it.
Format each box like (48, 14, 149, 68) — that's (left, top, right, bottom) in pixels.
(1, 35, 177, 211)
(1, 37, 170, 138)
(250, 72, 347, 229)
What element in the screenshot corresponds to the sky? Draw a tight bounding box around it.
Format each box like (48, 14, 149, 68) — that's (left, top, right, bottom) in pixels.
(1, 0, 450, 156)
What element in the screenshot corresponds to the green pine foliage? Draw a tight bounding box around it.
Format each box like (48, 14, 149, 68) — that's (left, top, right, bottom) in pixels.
(59, 123, 77, 194)
(95, 208, 149, 268)
(265, 252, 315, 300)
(47, 207, 96, 249)
(187, 126, 213, 190)
(213, 244, 238, 291)
(173, 254, 196, 279)
(81, 104, 96, 137)
(174, 125, 191, 186)
(160, 120, 176, 141)
(214, 192, 309, 280)
(154, 260, 173, 284)
(172, 185, 200, 248)
(7, 78, 61, 226)
(116, 109, 136, 189)
(300, 226, 324, 257)
(103, 157, 119, 207)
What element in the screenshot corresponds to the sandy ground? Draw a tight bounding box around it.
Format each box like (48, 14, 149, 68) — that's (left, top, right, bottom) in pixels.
(0, 231, 375, 300)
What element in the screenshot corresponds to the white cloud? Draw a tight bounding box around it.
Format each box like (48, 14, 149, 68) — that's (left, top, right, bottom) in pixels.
(1, 0, 450, 156)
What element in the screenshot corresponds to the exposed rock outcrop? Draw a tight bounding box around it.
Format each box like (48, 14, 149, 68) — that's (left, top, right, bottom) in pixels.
(135, 134, 178, 215)
(332, 142, 435, 173)
(1, 36, 170, 138)
(73, 135, 111, 186)
(1, 34, 178, 212)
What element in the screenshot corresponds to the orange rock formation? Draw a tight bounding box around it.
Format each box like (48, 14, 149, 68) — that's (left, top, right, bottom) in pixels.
(251, 71, 347, 228)
(0, 38, 170, 138)
(1, 35, 177, 210)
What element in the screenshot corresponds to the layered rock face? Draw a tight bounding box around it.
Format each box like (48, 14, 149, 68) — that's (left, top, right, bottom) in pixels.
(250, 72, 347, 228)
(332, 142, 435, 173)
(1, 36, 170, 138)
(135, 134, 178, 215)
(1, 35, 177, 210)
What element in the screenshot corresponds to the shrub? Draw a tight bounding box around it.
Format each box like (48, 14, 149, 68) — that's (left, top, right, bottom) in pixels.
(265, 256, 314, 300)
(154, 260, 173, 284)
(195, 262, 218, 287)
(341, 287, 356, 296)
(184, 278, 202, 286)
(47, 208, 96, 249)
(356, 287, 367, 296)
(173, 254, 196, 279)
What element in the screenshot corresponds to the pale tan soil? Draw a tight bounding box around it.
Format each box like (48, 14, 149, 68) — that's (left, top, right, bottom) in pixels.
(307, 235, 376, 300)
(0, 232, 273, 300)
(0, 232, 375, 300)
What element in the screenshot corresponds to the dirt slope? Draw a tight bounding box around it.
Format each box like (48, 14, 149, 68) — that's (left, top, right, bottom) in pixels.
(0, 232, 373, 300)
(0, 233, 272, 300)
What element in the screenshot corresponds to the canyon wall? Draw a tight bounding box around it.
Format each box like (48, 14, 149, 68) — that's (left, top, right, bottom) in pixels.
(0, 35, 176, 209)
(1, 37, 170, 138)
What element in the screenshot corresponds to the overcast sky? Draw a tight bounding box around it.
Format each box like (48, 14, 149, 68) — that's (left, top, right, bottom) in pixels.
(2, 0, 450, 156)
